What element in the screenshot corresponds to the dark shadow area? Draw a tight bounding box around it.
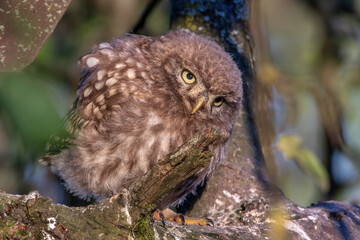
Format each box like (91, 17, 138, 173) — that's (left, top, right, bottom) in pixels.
(176, 178, 208, 214)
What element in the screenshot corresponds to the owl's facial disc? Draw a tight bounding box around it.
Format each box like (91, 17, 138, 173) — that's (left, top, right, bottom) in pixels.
(179, 69, 210, 115)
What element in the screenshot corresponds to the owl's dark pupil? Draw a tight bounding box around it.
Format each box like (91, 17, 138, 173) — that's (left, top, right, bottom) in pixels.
(215, 97, 223, 103)
(186, 73, 193, 80)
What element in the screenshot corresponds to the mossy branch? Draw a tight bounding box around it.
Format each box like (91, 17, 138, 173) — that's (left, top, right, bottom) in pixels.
(130, 128, 221, 209)
(0, 128, 222, 239)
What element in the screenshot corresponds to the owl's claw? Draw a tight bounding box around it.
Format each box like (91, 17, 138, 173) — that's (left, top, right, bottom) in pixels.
(179, 214, 185, 225)
(180, 216, 214, 227)
(150, 212, 156, 226)
(152, 208, 214, 227)
(205, 218, 215, 227)
(151, 209, 166, 227)
(159, 211, 166, 227)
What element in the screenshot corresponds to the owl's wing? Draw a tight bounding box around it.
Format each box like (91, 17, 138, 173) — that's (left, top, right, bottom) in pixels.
(40, 67, 91, 165)
(40, 34, 152, 165)
(39, 39, 109, 165)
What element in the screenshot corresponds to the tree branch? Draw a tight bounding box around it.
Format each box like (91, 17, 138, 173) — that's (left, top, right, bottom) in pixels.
(0, 0, 72, 72)
(131, 128, 222, 209)
(132, 0, 161, 34)
(0, 128, 222, 239)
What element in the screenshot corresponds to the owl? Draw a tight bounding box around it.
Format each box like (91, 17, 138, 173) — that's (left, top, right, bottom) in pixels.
(41, 30, 242, 220)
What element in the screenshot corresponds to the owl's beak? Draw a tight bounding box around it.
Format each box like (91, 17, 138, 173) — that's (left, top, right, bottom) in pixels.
(191, 96, 206, 114)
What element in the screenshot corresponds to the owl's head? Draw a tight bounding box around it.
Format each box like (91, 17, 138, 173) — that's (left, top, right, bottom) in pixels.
(76, 30, 242, 134)
(150, 30, 243, 126)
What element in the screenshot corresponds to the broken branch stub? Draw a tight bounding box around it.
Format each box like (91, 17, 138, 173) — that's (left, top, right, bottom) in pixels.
(129, 128, 222, 209)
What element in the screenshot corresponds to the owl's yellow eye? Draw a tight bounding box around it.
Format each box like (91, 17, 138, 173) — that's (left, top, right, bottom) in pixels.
(181, 70, 196, 84)
(213, 97, 224, 107)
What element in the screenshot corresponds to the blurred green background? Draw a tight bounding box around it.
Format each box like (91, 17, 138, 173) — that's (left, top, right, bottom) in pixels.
(0, 0, 359, 207)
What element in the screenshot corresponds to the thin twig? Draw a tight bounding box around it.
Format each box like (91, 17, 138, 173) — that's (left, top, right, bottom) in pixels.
(132, 0, 161, 33)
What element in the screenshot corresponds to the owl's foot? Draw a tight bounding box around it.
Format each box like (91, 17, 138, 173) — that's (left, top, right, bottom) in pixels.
(152, 208, 214, 227)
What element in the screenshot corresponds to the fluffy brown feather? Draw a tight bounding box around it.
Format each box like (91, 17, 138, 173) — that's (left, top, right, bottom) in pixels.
(41, 30, 242, 208)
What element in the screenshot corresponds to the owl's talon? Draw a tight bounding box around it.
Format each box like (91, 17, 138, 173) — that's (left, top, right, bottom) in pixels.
(159, 211, 166, 227)
(152, 208, 214, 227)
(152, 209, 167, 227)
(149, 213, 155, 226)
(206, 218, 215, 227)
(179, 214, 185, 225)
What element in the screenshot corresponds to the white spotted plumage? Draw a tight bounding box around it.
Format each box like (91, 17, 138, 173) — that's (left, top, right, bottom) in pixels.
(86, 57, 99, 68)
(105, 77, 117, 87)
(41, 31, 243, 210)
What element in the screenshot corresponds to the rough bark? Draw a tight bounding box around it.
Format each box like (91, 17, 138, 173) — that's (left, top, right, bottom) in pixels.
(170, 0, 272, 224)
(0, 129, 222, 239)
(1, 0, 360, 239)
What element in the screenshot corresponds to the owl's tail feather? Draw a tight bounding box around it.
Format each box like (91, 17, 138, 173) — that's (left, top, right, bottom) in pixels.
(39, 106, 80, 166)
(39, 134, 74, 166)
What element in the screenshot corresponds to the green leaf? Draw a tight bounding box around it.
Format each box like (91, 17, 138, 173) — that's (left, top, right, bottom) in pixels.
(277, 134, 301, 159)
(297, 149, 330, 192)
(277, 134, 330, 191)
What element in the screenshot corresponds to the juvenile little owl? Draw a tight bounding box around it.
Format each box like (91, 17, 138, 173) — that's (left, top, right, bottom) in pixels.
(41, 30, 242, 218)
